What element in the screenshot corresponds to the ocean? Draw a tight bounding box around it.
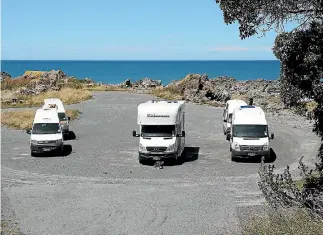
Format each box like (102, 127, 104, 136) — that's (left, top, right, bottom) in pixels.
(1, 60, 281, 85)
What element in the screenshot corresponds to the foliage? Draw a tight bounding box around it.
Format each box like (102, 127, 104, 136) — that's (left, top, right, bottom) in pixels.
(215, 0, 323, 39)
(258, 157, 323, 219)
(243, 207, 323, 235)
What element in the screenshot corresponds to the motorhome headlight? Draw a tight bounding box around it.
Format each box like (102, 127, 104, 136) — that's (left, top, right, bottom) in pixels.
(30, 140, 37, 144)
(139, 143, 146, 151)
(232, 142, 240, 151)
(263, 143, 269, 151)
(56, 139, 63, 143)
(167, 143, 175, 152)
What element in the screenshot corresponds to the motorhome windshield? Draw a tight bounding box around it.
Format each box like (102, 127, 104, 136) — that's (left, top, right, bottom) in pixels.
(32, 123, 61, 134)
(58, 112, 67, 121)
(141, 125, 175, 137)
(233, 124, 268, 138)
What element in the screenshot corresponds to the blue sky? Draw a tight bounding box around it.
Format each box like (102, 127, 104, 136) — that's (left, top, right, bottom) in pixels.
(1, 0, 292, 60)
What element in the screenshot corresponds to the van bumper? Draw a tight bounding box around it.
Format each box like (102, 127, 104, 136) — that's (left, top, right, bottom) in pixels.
(30, 143, 63, 153)
(139, 151, 177, 160)
(231, 149, 270, 158)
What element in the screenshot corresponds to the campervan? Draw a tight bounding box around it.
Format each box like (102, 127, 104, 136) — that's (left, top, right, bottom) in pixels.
(26, 107, 64, 156)
(223, 99, 247, 141)
(132, 100, 186, 164)
(229, 105, 274, 161)
(43, 98, 70, 133)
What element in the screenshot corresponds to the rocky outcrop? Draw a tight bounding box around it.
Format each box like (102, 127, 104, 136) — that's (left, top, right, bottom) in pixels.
(14, 70, 68, 95)
(0, 72, 12, 82)
(118, 77, 162, 89)
(162, 73, 283, 111)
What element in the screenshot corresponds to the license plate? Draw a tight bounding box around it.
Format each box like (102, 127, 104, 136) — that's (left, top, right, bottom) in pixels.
(153, 156, 161, 160)
(43, 148, 51, 151)
(248, 153, 256, 156)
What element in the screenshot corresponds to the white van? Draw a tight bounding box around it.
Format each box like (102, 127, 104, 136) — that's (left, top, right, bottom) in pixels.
(223, 99, 247, 140)
(229, 105, 274, 161)
(26, 107, 64, 156)
(132, 100, 186, 164)
(43, 98, 70, 134)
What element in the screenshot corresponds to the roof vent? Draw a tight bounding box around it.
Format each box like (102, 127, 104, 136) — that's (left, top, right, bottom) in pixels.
(240, 105, 255, 109)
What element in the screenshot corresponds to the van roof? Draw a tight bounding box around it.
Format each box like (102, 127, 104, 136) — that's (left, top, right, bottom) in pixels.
(227, 99, 248, 113)
(33, 108, 60, 124)
(43, 98, 65, 112)
(138, 100, 185, 125)
(232, 106, 267, 125)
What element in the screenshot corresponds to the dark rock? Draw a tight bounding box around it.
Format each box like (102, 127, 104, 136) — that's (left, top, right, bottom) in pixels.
(0, 72, 12, 82)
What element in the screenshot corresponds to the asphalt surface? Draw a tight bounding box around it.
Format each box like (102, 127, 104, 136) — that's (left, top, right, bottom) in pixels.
(1, 92, 321, 235)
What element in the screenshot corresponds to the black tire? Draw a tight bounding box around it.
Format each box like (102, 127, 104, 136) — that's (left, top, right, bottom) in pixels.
(226, 134, 230, 141)
(138, 155, 147, 165)
(229, 145, 232, 152)
(231, 153, 237, 162)
(31, 151, 36, 157)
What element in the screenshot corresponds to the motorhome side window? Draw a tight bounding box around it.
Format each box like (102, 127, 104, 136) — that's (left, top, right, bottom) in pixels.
(233, 125, 268, 138)
(141, 125, 175, 137)
(32, 123, 61, 134)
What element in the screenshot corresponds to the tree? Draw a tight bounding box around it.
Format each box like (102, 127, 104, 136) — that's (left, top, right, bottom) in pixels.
(216, 0, 323, 216)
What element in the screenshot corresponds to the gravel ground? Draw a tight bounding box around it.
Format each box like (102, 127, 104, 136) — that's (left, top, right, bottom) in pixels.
(1, 91, 321, 235)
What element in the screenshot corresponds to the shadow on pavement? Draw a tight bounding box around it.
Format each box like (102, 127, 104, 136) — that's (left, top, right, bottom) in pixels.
(236, 148, 277, 164)
(63, 131, 76, 140)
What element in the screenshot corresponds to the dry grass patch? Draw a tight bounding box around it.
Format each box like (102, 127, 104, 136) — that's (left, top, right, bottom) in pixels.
(1, 88, 93, 108)
(1, 109, 80, 130)
(151, 87, 183, 100)
(306, 101, 318, 112)
(1, 77, 33, 90)
(243, 209, 323, 235)
(83, 85, 131, 92)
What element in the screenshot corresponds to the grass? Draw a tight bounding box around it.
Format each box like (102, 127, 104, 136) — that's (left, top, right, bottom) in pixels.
(1, 88, 93, 108)
(151, 86, 183, 100)
(243, 208, 323, 235)
(1, 220, 23, 235)
(1, 109, 81, 130)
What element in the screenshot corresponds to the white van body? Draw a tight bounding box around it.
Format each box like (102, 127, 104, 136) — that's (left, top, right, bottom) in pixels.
(229, 105, 274, 161)
(43, 98, 69, 133)
(133, 100, 186, 164)
(223, 99, 247, 140)
(28, 108, 64, 156)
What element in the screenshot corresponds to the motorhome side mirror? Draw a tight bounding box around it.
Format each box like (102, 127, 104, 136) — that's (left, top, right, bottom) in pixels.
(26, 129, 31, 134)
(181, 131, 185, 137)
(270, 133, 275, 139)
(68, 116, 71, 121)
(132, 130, 139, 137)
(223, 119, 227, 122)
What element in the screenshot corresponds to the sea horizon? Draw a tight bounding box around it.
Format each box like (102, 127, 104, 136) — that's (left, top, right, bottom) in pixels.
(1, 60, 281, 85)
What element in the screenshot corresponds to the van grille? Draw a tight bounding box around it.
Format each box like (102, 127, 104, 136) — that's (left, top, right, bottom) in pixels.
(37, 140, 57, 144)
(240, 145, 262, 151)
(146, 147, 167, 152)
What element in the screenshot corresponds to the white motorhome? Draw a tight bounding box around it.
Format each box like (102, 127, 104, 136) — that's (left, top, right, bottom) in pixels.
(26, 107, 64, 156)
(132, 100, 186, 164)
(43, 98, 70, 134)
(229, 105, 274, 161)
(223, 99, 248, 141)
